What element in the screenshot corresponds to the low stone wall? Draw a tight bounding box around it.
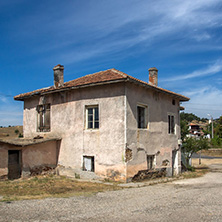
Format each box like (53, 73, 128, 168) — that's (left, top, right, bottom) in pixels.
(132, 168, 166, 182)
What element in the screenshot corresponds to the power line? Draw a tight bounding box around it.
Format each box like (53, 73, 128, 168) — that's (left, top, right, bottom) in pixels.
(187, 103, 222, 107)
(184, 107, 222, 111)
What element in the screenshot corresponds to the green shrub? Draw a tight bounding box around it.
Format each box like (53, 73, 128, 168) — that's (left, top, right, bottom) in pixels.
(211, 136, 222, 147)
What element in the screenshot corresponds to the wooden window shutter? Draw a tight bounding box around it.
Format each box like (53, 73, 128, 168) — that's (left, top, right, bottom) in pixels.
(44, 104, 50, 131)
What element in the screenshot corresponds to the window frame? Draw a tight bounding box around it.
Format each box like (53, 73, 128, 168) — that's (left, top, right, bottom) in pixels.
(147, 155, 155, 170)
(83, 155, 95, 172)
(85, 105, 99, 129)
(137, 104, 148, 129)
(168, 113, 175, 134)
(36, 104, 51, 132)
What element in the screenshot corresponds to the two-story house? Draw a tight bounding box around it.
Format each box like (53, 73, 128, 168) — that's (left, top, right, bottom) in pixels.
(188, 123, 204, 138)
(0, 65, 189, 181)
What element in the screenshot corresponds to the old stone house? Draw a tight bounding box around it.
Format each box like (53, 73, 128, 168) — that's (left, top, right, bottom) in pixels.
(0, 65, 189, 181)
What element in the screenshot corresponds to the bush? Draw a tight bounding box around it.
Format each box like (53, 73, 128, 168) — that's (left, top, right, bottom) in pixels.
(211, 136, 222, 147)
(182, 137, 209, 167)
(187, 165, 195, 172)
(14, 129, 19, 134)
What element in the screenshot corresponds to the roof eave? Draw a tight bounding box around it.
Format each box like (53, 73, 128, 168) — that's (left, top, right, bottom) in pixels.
(14, 78, 127, 101)
(14, 75, 190, 102)
(0, 137, 61, 147)
(127, 78, 190, 102)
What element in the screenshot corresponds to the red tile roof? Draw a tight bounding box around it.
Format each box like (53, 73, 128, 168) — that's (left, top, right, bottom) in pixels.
(14, 68, 189, 101)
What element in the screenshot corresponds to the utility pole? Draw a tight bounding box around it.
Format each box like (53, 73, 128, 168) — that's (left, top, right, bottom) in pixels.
(207, 114, 214, 139)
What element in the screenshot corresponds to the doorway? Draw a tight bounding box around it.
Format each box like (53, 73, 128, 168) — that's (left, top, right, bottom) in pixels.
(83, 156, 95, 172)
(147, 155, 155, 170)
(8, 150, 22, 179)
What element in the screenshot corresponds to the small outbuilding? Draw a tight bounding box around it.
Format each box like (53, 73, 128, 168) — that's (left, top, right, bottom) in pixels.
(0, 137, 61, 179)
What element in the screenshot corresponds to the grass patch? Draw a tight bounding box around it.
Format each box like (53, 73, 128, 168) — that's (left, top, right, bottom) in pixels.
(0, 175, 121, 202)
(180, 168, 209, 179)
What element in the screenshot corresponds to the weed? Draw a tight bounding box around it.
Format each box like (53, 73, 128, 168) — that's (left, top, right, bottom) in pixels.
(75, 173, 80, 179)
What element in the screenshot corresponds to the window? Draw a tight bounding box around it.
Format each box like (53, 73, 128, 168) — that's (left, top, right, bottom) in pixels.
(168, 115, 175, 134)
(36, 104, 50, 132)
(83, 156, 95, 172)
(86, 106, 99, 129)
(147, 155, 155, 169)
(137, 106, 146, 128)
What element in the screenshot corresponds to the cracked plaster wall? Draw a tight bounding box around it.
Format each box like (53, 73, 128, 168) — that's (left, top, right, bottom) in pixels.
(23, 83, 126, 181)
(125, 82, 181, 179)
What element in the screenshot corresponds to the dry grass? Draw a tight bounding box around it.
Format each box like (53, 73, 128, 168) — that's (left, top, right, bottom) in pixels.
(192, 158, 222, 167)
(0, 126, 23, 139)
(180, 168, 209, 179)
(0, 175, 121, 202)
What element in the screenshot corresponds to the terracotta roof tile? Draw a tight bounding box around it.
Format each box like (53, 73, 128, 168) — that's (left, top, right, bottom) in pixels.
(14, 68, 189, 101)
(64, 69, 127, 87)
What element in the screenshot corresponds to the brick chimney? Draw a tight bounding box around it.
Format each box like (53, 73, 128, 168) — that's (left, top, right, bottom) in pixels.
(148, 67, 158, 86)
(53, 64, 64, 88)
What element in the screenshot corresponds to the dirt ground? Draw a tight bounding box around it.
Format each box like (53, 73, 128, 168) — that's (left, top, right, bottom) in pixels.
(192, 157, 222, 167)
(0, 163, 221, 222)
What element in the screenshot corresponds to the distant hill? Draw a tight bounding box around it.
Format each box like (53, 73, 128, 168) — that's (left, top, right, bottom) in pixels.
(0, 126, 23, 139)
(180, 112, 208, 123)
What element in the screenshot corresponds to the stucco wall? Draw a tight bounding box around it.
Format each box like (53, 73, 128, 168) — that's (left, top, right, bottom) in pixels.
(125, 82, 181, 179)
(0, 147, 8, 178)
(23, 83, 126, 180)
(22, 141, 58, 170)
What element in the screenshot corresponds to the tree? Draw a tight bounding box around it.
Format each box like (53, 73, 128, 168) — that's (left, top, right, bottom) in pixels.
(180, 112, 208, 123)
(206, 116, 222, 147)
(182, 137, 209, 167)
(180, 119, 189, 141)
(214, 116, 222, 138)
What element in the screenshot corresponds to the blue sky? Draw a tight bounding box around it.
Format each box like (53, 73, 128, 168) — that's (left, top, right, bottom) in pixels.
(0, 0, 222, 126)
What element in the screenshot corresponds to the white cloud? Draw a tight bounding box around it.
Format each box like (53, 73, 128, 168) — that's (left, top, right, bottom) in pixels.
(0, 110, 23, 126)
(0, 96, 8, 103)
(181, 86, 222, 118)
(0, 100, 23, 126)
(163, 60, 222, 82)
(9, 0, 222, 62)
(193, 33, 211, 42)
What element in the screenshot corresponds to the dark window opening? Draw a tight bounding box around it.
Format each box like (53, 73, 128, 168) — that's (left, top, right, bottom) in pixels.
(172, 99, 176, 105)
(168, 115, 175, 134)
(137, 106, 146, 128)
(147, 155, 155, 169)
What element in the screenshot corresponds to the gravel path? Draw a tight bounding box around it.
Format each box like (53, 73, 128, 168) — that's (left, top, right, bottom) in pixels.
(1, 165, 222, 222)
